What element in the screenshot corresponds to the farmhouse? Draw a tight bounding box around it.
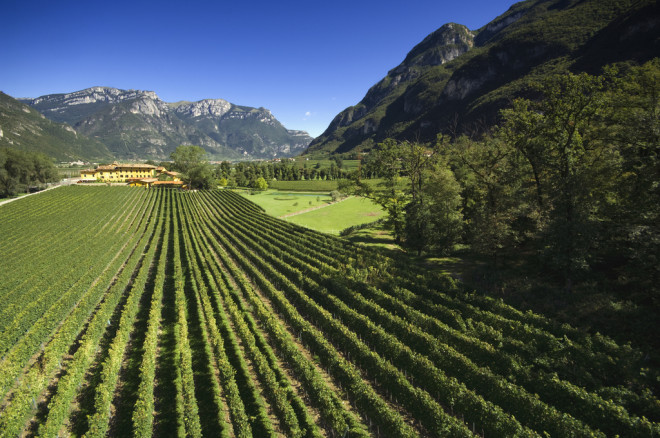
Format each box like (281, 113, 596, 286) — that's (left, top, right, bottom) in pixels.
(79, 162, 181, 184)
(128, 178, 185, 188)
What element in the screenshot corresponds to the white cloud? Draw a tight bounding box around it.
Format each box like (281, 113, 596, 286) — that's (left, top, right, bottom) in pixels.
(305, 111, 312, 117)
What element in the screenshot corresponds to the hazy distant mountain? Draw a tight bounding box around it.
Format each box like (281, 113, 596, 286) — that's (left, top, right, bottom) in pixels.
(20, 87, 313, 160)
(0, 92, 112, 161)
(306, 0, 659, 155)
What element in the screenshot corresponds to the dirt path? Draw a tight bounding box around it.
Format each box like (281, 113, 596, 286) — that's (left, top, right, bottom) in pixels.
(277, 196, 352, 219)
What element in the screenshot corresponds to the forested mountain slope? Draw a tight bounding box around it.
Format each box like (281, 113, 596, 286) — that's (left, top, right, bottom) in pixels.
(0, 92, 112, 161)
(306, 0, 659, 155)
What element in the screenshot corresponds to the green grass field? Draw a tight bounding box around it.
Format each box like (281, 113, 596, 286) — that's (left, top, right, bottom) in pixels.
(239, 190, 333, 217)
(238, 189, 385, 234)
(282, 196, 385, 234)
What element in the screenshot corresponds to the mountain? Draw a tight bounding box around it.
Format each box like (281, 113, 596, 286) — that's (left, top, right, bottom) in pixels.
(20, 87, 313, 160)
(305, 0, 659, 155)
(0, 92, 113, 161)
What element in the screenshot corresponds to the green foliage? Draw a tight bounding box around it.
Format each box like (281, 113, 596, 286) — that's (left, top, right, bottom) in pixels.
(433, 60, 659, 306)
(251, 176, 268, 191)
(344, 60, 659, 310)
(604, 59, 660, 302)
(447, 134, 529, 261)
(0, 147, 58, 197)
(270, 179, 339, 191)
(347, 139, 463, 254)
(413, 162, 464, 254)
(227, 159, 351, 189)
(170, 145, 215, 189)
(498, 71, 619, 283)
(170, 145, 208, 174)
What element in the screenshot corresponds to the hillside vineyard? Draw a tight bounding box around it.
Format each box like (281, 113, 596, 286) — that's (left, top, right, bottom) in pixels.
(0, 187, 658, 437)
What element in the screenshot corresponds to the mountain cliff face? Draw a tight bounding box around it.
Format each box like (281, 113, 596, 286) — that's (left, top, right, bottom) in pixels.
(20, 87, 313, 160)
(0, 92, 112, 161)
(316, 23, 474, 149)
(306, 0, 659, 155)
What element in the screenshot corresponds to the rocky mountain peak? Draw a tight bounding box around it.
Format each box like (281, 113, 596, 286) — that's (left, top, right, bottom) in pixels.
(173, 98, 232, 118)
(323, 21, 475, 133)
(306, 0, 658, 157)
(29, 87, 161, 107)
(393, 23, 474, 74)
(17, 87, 313, 160)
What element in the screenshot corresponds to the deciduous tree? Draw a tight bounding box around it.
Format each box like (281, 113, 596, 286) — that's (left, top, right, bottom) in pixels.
(170, 145, 215, 189)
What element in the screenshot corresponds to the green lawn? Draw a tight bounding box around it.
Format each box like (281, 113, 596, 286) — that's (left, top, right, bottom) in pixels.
(239, 190, 333, 217)
(282, 196, 385, 234)
(238, 188, 385, 234)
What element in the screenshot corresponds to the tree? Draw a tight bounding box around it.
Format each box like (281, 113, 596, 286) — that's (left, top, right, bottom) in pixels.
(170, 145, 215, 189)
(498, 98, 547, 211)
(405, 160, 463, 255)
(0, 167, 18, 198)
(609, 60, 659, 227)
(252, 176, 268, 191)
(344, 138, 463, 254)
(0, 147, 58, 197)
(330, 190, 343, 202)
(218, 161, 231, 179)
(186, 163, 216, 189)
(447, 135, 524, 263)
(331, 155, 344, 169)
(499, 72, 616, 287)
(170, 145, 207, 174)
(605, 60, 660, 303)
(360, 139, 408, 243)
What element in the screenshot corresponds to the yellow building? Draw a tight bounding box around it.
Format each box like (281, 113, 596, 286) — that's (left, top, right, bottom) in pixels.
(80, 162, 181, 183)
(128, 178, 186, 189)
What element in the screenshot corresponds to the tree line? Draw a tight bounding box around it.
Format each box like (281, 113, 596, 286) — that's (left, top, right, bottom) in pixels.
(217, 158, 349, 188)
(340, 60, 659, 297)
(167, 146, 350, 191)
(0, 147, 58, 198)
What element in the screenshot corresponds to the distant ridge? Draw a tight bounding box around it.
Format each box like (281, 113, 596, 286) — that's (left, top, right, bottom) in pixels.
(0, 91, 112, 161)
(17, 87, 313, 160)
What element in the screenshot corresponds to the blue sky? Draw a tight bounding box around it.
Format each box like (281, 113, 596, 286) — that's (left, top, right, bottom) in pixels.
(2, 0, 518, 137)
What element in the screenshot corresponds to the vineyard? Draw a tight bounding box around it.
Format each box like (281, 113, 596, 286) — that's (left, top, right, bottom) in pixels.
(0, 186, 659, 437)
